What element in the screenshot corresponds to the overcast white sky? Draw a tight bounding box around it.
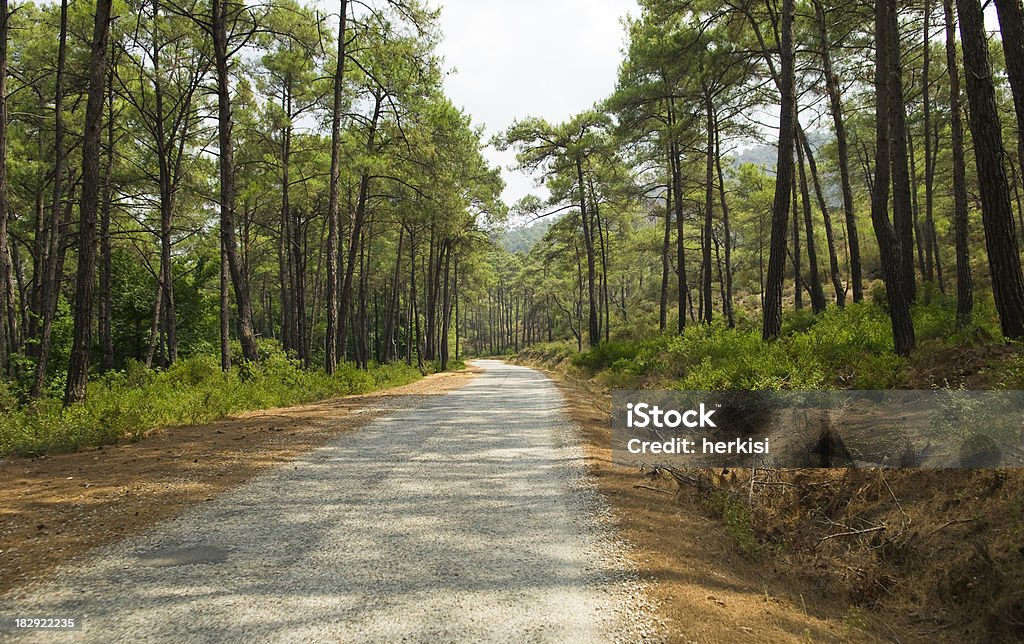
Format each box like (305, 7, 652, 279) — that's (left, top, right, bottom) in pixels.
(431, 0, 638, 209)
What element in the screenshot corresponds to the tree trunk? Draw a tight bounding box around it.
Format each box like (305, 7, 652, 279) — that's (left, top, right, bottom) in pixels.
(0, 0, 10, 376)
(383, 225, 403, 362)
(958, 0, 1024, 338)
(701, 89, 714, 324)
(213, 0, 258, 366)
(714, 111, 735, 327)
(32, 0, 69, 396)
(790, 171, 802, 310)
(356, 226, 368, 369)
(908, 133, 928, 281)
(995, 0, 1024, 178)
(763, 0, 795, 340)
(454, 258, 460, 361)
(576, 156, 599, 346)
(440, 244, 452, 371)
(660, 150, 672, 331)
(410, 231, 424, 372)
(65, 0, 114, 405)
(338, 96, 380, 360)
(325, 0, 347, 372)
(872, 0, 916, 356)
(669, 101, 689, 332)
(796, 137, 826, 313)
(593, 184, 611, 343)
(799, 130, 845, 306)
(152, 0, 178, 366)
(886, 0, 917, 301)
(99, 54, 114, 371)
(923, 0, 938, 285)
(944, 0, 973, 325)
(813, 0, 862, 302)
(145, 279, 163, 368)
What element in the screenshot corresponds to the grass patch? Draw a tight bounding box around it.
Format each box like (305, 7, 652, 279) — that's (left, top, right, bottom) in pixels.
(0, 345, 421, 457)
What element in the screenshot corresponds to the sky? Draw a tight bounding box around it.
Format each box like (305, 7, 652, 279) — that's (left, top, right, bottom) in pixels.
(432, 0, 639, 210)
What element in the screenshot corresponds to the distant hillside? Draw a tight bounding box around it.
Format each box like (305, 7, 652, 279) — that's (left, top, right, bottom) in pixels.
(497, 217, 555, 254)
(734, 129, 833, 167)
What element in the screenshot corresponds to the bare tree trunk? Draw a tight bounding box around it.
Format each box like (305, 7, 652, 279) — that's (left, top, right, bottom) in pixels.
(145, 280, 162, 368)
(65, 0, 114, 405)
(212, 0, 258, 366)
(410, 231, 424, 372)
(944, 0, 973, 325)
(714, 111, 735, 327)
(796, 137, 826, 313)
(593, 187, 610, 342)
(669, 100, 689, 332)
(790, 171, 802, 310)
(99, 55, 115, 371)
(356, 227, 368, 369)
(32, 0, 69, 396)
(338, 96, 380, 360)
(763, 0, 795, 340)
(325, 0, 347, 373)
(957, 0, 1024, 338)
(887, 0, 917, 301)
(923, 0, 938, 285)
(659, 152, 671, 331)
(872, 0, 916, 356)
(799, 130, 845, 306)
(908, 133, 928, 281)
(440, 245, 452, 371)
(454, 257, 460, 361)
(701, 89, 714, 324)
(383, 225, 403, 362)
(813, 0, 862, 302)
(0, 0, 12, 376)
(995, 0, 1024, 178)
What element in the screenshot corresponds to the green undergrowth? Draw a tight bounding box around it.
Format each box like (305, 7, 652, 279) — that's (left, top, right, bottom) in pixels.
(0, 344, 422, 457)
(519, 296, 1011, 390)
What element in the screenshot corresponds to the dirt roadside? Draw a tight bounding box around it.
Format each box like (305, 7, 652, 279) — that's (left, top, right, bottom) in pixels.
(544, 367, 881, 643)
(0, 367, 479, 597)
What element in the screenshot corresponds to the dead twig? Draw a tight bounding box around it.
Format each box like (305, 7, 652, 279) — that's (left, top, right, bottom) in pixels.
(818, 525, 886, 543)
(880, 471, 909, 524)
(633, 484, 674, 495)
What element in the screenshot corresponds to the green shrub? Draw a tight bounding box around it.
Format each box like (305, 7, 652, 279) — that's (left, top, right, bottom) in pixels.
(704, 490, 761, 557)
(535, 301, 980, 391)
(571, 339, 643, 372)
(0, 356, 421, 457)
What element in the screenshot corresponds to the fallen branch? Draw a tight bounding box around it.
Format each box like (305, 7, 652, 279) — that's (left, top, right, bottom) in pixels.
(818, 525, 886, 543)
(633, 484, 674, 495)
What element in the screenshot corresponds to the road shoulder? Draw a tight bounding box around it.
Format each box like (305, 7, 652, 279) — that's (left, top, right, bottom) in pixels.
(538, 365, 877, 643)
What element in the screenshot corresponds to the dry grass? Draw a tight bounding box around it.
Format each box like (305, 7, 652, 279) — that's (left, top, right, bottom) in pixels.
(526, 356, 1024, 642)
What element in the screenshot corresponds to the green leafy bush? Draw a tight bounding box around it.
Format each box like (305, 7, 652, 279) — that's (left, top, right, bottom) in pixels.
(0, 352, 421, 457)
(519, 300, 1011, 391)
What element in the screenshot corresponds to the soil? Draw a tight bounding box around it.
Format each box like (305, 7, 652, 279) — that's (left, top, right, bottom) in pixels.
(540, 367, 884, 643)
(0, 367, 479, 597)
(533, 355, 1024, 643)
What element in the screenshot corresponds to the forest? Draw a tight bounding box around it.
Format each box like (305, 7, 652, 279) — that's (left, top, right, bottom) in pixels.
(2, 0, 1024, 456)
(0, 0, 506, 454)
(475, 0, 1024, 395)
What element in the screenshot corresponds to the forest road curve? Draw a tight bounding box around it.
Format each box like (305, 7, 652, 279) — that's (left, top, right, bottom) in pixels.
(1, 360, 654, 643)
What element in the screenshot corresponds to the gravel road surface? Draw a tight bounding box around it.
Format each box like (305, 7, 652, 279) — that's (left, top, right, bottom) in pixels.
(1, 360, 655, 642)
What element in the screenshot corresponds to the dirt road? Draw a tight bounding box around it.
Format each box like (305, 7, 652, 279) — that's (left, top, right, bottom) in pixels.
(1, 360, 653, 642)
